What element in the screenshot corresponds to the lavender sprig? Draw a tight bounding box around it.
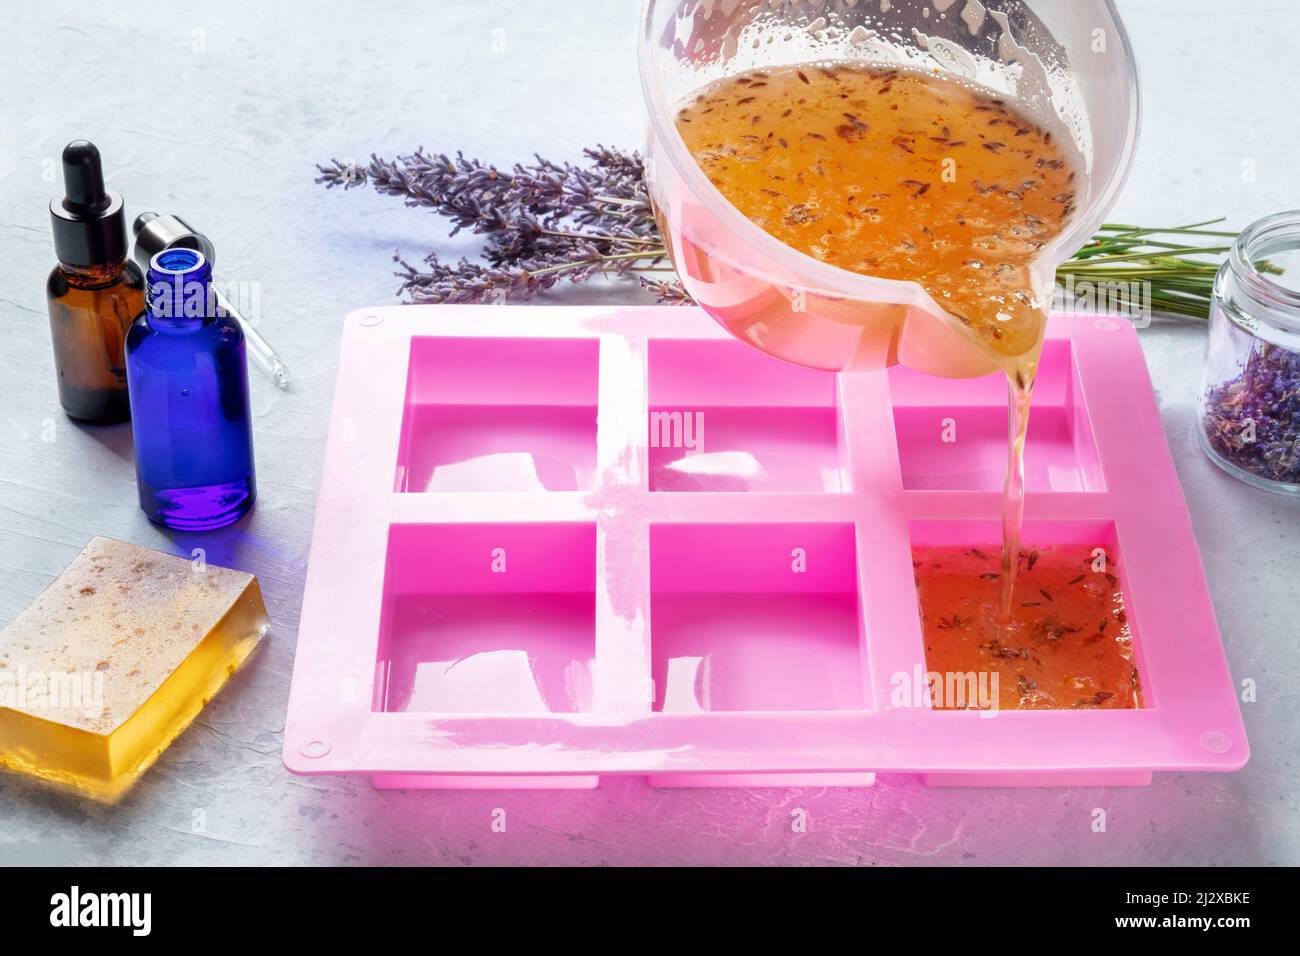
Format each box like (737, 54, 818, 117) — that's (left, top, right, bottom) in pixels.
(316, 146, 673, 303)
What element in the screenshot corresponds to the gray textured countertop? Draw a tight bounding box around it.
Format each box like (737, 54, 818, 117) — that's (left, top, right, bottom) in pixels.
(1, 0, 1297, 866)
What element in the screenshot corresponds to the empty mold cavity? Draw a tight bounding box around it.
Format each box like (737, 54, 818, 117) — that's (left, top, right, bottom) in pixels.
(375, 523, 596, 714)
(889, 340, 1104, 491)
(909, 520, 1147, 711)
(647, 339, 848, 492)
(397, 337, 599, 492)
(650, 523, 866, 711)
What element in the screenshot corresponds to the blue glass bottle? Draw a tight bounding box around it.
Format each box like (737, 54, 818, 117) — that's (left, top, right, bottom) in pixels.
(126, 248, 256, 530)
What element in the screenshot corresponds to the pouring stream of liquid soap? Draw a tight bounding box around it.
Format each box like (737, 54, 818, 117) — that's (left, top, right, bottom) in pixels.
(676, 64, 1077, 623)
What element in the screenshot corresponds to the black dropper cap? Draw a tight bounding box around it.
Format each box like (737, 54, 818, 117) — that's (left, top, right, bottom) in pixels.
(49, 140, 129, 268)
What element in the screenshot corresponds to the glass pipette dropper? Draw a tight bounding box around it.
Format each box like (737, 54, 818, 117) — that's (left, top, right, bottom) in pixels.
(132, 212, 290, 390)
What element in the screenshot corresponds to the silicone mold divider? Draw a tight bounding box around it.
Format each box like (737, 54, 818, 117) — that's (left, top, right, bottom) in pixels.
(284, 306, 1248, 790)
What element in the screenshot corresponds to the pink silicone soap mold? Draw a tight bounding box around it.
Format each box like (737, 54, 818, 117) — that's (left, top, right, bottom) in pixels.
(283, 305, 1248, 790)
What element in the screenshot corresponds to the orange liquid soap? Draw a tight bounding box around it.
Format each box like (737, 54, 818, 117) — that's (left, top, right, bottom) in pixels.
(677, 64, 1079, 619)
(913, 546, 1142, 711)
(0, 537, 269, 800)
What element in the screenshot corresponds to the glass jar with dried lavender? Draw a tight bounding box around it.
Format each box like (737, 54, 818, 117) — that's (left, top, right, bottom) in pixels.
(1199, 211, 1300, 494)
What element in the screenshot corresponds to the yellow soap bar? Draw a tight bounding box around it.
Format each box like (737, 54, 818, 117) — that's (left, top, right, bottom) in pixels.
(0, 536, 268, 800)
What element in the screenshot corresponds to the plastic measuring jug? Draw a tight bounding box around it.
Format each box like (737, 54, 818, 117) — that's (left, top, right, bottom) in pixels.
(639, 0, 1140, 377)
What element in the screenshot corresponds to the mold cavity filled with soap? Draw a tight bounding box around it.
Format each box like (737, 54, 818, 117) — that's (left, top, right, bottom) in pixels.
(912, 544, 1143, 711)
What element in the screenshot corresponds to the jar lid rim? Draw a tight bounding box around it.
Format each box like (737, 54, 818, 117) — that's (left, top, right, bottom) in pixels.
(1231, 210, 1300, 312)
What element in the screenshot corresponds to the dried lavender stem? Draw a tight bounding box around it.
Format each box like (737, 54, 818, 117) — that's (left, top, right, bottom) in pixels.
(540, 228, 662, 246)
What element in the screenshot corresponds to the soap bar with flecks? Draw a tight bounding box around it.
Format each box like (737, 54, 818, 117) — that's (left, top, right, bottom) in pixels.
(0, 536, 268, 800)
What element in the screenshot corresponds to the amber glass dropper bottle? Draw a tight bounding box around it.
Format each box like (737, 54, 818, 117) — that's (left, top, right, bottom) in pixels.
(46, 141, 145, 423)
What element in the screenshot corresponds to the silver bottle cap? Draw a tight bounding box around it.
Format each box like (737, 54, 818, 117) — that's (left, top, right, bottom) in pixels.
(132, 212, 217, 272)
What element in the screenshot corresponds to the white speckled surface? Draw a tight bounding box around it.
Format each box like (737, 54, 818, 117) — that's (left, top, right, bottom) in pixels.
(1, 0, 1297, 866)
